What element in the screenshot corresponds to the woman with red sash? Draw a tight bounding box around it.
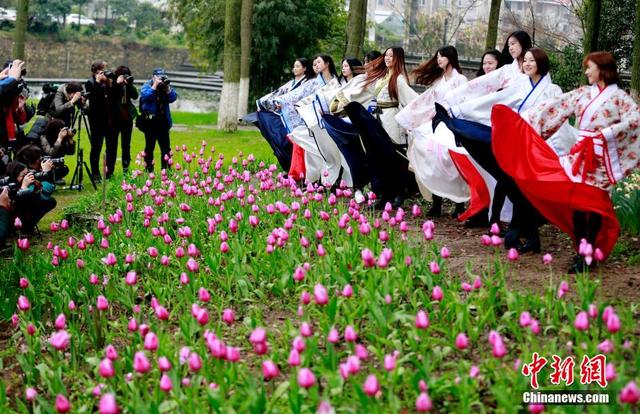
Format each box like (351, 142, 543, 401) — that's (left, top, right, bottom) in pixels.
(492, 52, 640, 273)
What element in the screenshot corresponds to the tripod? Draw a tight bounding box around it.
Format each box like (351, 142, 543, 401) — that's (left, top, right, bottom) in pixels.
(68, 107, 97, 191)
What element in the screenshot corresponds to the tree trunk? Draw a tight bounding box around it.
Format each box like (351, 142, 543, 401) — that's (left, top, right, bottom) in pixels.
(344, 0, 367, 58)
(238, 0, 254, 119)
(13, 0, 28, 60)
(583, 0, 602, 55)
(217, 0, 242, 132)
(485, 0, 502, 50)
(631, 0, 640, 101)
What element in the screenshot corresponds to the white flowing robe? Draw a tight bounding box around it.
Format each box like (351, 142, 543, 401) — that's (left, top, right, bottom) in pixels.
(432, 73, 565, 221)
(398, 70, 469, 202)
(290, 77, 352, 186)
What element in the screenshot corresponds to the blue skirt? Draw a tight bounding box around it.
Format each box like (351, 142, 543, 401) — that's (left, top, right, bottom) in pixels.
(256, 111, 292, 172)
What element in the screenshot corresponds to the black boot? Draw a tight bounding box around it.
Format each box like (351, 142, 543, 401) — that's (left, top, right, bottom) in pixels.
(464, 208, 490, 228)
(452, 202, 466, 219)
(504, 228, 521, 249)
(517, 228, 541, 254)
(427, 195, 442, 217)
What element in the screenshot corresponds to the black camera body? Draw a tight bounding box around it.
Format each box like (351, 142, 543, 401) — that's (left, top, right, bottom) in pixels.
(31, 170, 49, 181)
(124, 75, 134, 84)
(158, 75, 171, 86)
(103, 70, 117, 81)
(42, 83, 58, 95)
(7, 61, 27, 77)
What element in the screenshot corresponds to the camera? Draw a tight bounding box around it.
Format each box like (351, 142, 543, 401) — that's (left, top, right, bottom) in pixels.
(123, 74, 134, 84)
(80, 91, 91, 100)
(7, 61, 27, 77)
(42, 83, 58, 95)
(42, 156, 65, 165)
(31, 170, 49, 181)
(103, 70, 116, 80)
(158, 75, 171, 86)
(0, 182, 19, 197)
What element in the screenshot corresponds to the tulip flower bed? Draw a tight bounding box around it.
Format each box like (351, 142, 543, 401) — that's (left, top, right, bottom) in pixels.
(3, 142, 639, 413)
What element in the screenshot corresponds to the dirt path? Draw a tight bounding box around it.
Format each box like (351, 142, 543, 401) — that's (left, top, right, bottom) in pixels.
(426, 214, 640, 302)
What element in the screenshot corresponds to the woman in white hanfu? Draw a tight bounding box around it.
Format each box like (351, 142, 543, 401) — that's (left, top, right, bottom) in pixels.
(331, 47, 419, 208)
(273, 54, 338, 180)
(444, 31, 532, 108)
(289, 58, 363, 187)
(395, 45, 468, 217)
(492, 51, 640, 273)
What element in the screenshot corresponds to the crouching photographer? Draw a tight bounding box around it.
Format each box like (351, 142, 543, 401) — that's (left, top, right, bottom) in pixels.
(15, 143, 68, 185)
(2, 158, 56, 236)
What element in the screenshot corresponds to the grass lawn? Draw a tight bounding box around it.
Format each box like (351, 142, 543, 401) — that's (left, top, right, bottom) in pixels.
(38, 112, 274, 227)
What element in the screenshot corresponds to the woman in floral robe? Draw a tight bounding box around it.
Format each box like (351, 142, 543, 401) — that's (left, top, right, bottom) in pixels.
(492, 51, 640, 272)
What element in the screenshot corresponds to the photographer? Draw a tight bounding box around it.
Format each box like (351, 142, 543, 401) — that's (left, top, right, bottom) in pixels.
(15, 144, 64, 184)
(5, 160, 56, 235)
(0, 59, 34, 149)
(85, 60, 114, 181)
(48, 82, 85, 127)
(139, 68, 177, 172)
(0, 186, 12, 246)
(110, 66, 138, 175)
(39, 119, 76, 158)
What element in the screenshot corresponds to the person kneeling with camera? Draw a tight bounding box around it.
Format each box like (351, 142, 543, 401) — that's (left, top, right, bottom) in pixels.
(4, 159, 56, 235)
(139, 68, 177, 172)
(37, 119, 74, 184)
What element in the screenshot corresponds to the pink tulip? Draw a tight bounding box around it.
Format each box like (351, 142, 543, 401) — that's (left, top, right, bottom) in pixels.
(542, 253, 553, 265)
(469, 365, 480, 378)
(327, 328, 340, 343)
(355, 344, 369, 360)
(490, 223, 500, 235)
(461, 282, 472, 292)
(49, 330, 70, 351)
(297, 368, 316, 388)
(528, 404, 545, 414)
(416, 392, 433, 412)
(158, 356, 171, 372)
(300, 291, 311, 305)
(98, 358, 115, 378)
(222, 308, 235, 325)
(188, 352, 202, 372)
(361, 248, 376, 267)
(159, 374, 173, 392)
(344, 325, 358, 342)
(431, 286, 443, 301)
(292, 336, 306, 352)
(455, 333, 469, 350)
(249, 327, 267, 344)
(598, 339, 614, 354)
(481, 234, 491, 246)
(144, 332, 159, 351)
(55, 394, 71, 413)
(313, 284, 329, 305)
(288, 349, 301, 366)
(530, 319, 541, 335)
(101, 253, 117, 266)
(198, 287, 211, 302)
(17, 295, 30, 311)
(472, 277, 482, 290)
(606, 313, 620, 333)
(293, 267, 305, 282)
(19, 277, 29, 288)
(429, 261, 440, 274)
(54, 313, 66, 330)
(588, 304, 598, 319)
(300, 322, 313, 337)
(574, 311, 589, 331)
(606, 363, 617, 382)
(415, 310, 429, 329)
(519, 312, 532, 327)
(620, 381, 640, 404)
(490, 235, 502, 246)
(97, 295, 109, 311)
(97, 393, 119, 414)
(17, 238, 30, 250)
(363, 374, 380, 396)
(262, 360, 280, 380)
(342, 284, 353, 297)
(133, 351, 151, 374)
(557, 281, 569, 298)
(384, 353, 397, 371)
(186, 257, 199, 273)
(25, 387, 37, 402)
(507, 248, 519, 261)
(125, 271, 137, 286)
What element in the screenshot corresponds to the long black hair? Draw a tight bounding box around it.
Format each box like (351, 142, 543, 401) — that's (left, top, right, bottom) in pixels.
(476, 49, 501, 76)
(340, 57, 364, 82)
(295, 58, 314, 79)
(364, 50, 382, 64)
(313, 54, 338, 79)
(499, 31, 532, 67)
(412, 45, 461, 87)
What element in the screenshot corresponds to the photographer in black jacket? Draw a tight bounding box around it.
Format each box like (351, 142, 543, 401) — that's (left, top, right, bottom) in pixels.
(85, 60, 114, 181)
(48, 82, 85, 127)
(110, 66, 138, 175)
